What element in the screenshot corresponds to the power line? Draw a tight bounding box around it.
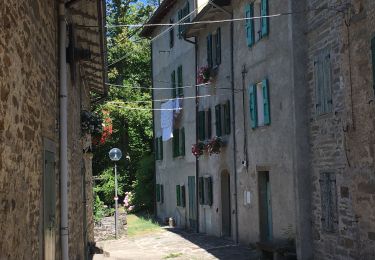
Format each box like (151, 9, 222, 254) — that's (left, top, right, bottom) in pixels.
(105, 82, 210, 90)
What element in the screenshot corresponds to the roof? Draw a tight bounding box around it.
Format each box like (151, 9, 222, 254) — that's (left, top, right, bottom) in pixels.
(140, 0, 178, 38)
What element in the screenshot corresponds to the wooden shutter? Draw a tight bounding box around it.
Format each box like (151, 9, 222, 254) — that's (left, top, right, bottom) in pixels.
(249, 84, 258, 129)
(262, 79, 270, 125)
(207, 34, 213, 68)
(198, 111, 205, 141)
(372, 37, 375, 94)
(181, 185, 186, 207)
(198, 177, 204, 205)
(176, 185, 181, 206)
(224, 101, 231, 135)
(171, 70, 176, 98)
(173, 129, 179, 157)
(177, 65, 183, 97)
(207, 177, 213, 206)
(245, 3, 255, 47)
(215, 104, 222, 136)
(216, 28, 221, 65)
(169, 19, 174, 48)
(161, 184, 164, 203)
(156, 184, 160, 202)
(179, 128, 185, 156)
(261, 0, 269, 37)
(314, 57, 323, 115)
(319, 173, 337, 233)
(323, 52, 332, 113)
(207, 109, 212, 139)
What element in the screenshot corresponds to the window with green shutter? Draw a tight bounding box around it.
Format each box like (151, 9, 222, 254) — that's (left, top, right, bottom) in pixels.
(198, 111, 205, 141)
(215, 104, 222, 136)
(262, 79, 270, 125)
(314, 50, 332, 116)
(156, 184, 161, 202)
(178, 10, 183, 38)
(216, 28, 221, 65)
(245, 3, 255, 47)
(249, 84, 257, 129)
(198, 177, 204, 205)
(179, 128, 185, 156)
(207, 34, 213, 68)
(155, 137, 163, 161)
(169, 19, 174, 48)
(206, 109, 212, 139)
(171, 70, 176, 98)
(223, 101, 231, 135)
(205, 177, 213, 206)
(177, 65, 183, 97)
(173, 128, 179, 157)
(176, 185, 181, 206)
(181, 185, 186, 207)
(260, 0, 269, 37)
(372, 37, 375, 94)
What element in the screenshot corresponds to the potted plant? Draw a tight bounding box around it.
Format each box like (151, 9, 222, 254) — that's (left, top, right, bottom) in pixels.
(191, 142, 206, 157)
(197, 66, 210, 84)
(206, 136, 223, 155)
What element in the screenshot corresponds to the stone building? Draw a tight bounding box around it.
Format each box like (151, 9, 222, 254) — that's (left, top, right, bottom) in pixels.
(140, 0, 199, 230)
(306, 0, 375, 259)
(0, 0, 106, 259)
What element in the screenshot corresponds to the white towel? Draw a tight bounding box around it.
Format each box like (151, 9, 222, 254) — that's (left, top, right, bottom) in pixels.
(161, 100, 174, 141)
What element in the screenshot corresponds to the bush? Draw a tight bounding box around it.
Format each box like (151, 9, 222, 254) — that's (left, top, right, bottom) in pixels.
(93, 195, 105, 223)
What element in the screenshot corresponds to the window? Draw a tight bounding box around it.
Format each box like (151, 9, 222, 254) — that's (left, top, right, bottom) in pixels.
(178, 1, 190, 38)
(176, 185, 186, 207)
(245, 0, 268, 47)
(171, 70, 176, 98)
(319, 173, 338, 233)
(198, 109, 212, 141)
(155, 137, 163, 161)
(371, 37, 375, 94)
(171, 66, 183, 98)
(173, 127, 185, 157)
(199, 176, 213, 206)
(215, 101, 231, 137)
(207, 28, 222, 68)
(314, 50, 332, 116)
(169, 19, 174, 48)
(156, 184, 164, 203)
(249, 79, 270, 129)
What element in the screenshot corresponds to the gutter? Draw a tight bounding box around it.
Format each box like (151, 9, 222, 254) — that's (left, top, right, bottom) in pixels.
(59, 2, 69, 260)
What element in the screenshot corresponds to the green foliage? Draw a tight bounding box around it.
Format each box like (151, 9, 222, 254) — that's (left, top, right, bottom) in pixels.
(92, 0, 156, 212)
(94, 168, 124, 206)
(132, 155, 155, 211)
(94, 195, 105, 223)
(126, 214, 162, 236)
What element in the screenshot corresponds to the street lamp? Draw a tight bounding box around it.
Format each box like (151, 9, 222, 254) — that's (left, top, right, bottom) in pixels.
(109, 148, 122, 239)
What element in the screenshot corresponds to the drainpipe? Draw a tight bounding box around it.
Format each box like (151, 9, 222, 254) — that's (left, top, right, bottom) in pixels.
(230, 15, 239, 244)
(151, 42, 157, 219)
(59, 3, 69, 260)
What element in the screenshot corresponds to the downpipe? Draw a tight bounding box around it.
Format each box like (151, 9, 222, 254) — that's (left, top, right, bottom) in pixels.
(59, 2, 69, 260)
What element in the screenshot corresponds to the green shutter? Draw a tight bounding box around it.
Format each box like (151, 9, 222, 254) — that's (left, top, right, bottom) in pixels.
(249, 84, 258, 129)
(154, 138, 158, 160)
(216, 28, 221, 65)
(215, 104, 222, 136)
(224, 101, 231, 135)
(245, 3, 255, 47)
(323, 52, 332, 113)
(262, 79, 270, 125)
(178, 10, 182, 38)
(207, 34, 213, 68)
(171, 70, 176, 98)
(207, 177, 213, 206)
(261, 0, 269, 37)
(176, 185, 181, 206)
(372, 38, 375, 94)
(169, 19, 174, 48)
(159, 137, 163, 160)
(156, 184, 160, 202)
(198, 177, 204, 205)
(173, 129, 179, 157)
(177, 65, 183, 97)
(161, 185, 164, 203)
(207, 109, 212, 139)
(198, 111, 205, 141)
(179, 128, 185, 156)
(181, 185, 186, 207)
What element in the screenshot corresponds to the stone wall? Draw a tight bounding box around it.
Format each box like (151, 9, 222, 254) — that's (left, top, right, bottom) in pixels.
(307, 0, 375, 258)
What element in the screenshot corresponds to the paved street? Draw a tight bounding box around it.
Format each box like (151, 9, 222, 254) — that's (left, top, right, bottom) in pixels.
(93, 227, 259, 260)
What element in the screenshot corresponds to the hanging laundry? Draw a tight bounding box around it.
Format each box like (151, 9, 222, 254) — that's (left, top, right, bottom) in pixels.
(173, 98, 182, 117)
(161, 100, 174, 141)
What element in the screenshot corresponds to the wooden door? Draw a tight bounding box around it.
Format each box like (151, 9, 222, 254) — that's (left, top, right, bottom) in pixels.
(258, 171, 272, 241)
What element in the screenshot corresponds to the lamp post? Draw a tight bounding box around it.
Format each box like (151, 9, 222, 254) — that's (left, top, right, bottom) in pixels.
(109, 148, 122, 239)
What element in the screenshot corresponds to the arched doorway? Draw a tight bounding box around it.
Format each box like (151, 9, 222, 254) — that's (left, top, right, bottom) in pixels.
(221, 170, 231, 237)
